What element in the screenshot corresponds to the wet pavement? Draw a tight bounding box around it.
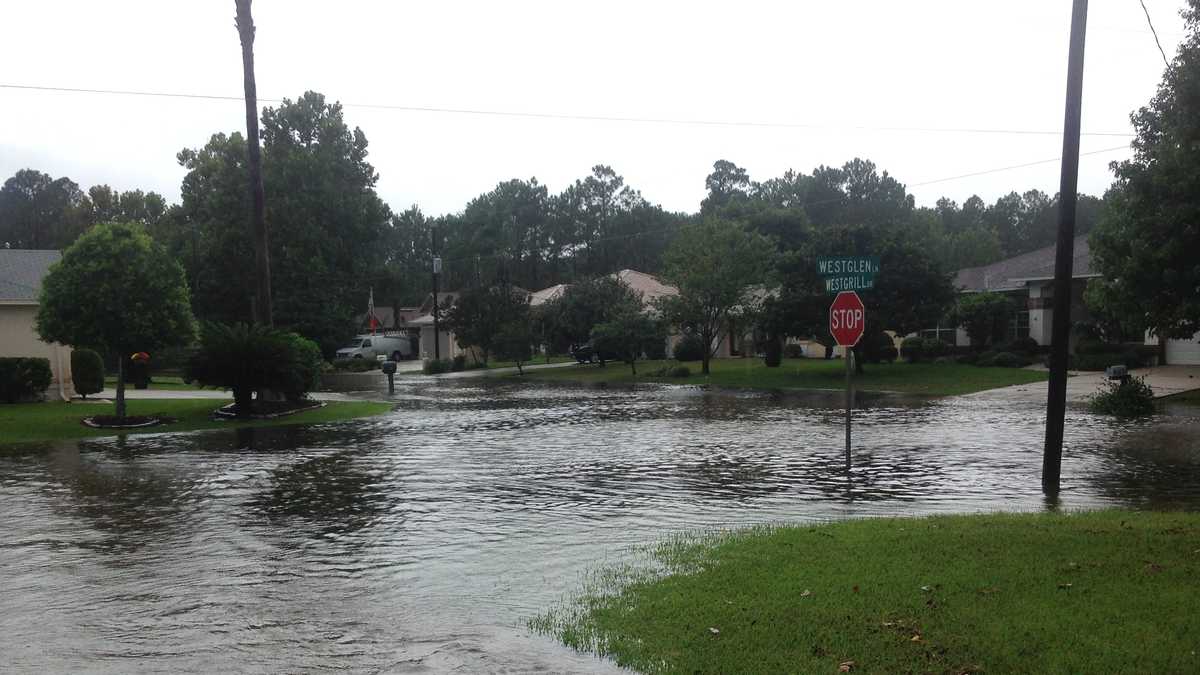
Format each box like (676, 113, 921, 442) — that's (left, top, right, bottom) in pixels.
(2, 379, 1199, 673)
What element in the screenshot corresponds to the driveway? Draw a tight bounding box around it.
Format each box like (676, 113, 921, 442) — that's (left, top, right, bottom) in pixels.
(960, 364, 1200, 403)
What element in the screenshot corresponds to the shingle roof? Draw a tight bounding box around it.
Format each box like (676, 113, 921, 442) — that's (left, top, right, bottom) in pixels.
(0, 249, 60, 302)
(954, 236, 1094, 292)
(529, 283, 571, 307)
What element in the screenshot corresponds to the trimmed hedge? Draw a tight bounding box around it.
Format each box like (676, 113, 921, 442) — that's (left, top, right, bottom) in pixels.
(71, 349, 105, 398)
(423, 358, 452, 375)
(0, 357, 53, 403)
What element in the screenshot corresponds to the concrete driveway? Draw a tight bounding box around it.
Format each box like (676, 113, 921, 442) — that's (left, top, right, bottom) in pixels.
(961, 364, 1200, 403)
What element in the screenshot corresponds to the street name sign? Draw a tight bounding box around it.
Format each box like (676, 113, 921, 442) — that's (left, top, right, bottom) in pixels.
(829, 291, 866, 347)
(818, 256, 879, 293)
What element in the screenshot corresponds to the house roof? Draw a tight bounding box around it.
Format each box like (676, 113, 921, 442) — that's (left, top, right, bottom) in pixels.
(529, 283, 570, 307)
(613, 269, 679, 305)
(0, 249, 60, 303)
(954, 236, 1094, 292)
(355, 306, 422, 329)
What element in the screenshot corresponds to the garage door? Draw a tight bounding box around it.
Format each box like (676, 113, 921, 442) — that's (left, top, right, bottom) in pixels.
(1166, 336, 1200, 365)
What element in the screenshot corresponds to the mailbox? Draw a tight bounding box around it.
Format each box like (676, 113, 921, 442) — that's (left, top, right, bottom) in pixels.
(381, 361, 397, 375)
(1105, 364, 1127, 381)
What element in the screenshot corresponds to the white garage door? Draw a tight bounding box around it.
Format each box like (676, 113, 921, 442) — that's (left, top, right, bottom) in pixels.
(1166, 336, 1200, 365)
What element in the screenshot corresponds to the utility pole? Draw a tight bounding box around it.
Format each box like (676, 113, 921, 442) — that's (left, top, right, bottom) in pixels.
(431, 225, 441, 360)
(235, 0, 272, 326)
(1043, 0, 1089, 495)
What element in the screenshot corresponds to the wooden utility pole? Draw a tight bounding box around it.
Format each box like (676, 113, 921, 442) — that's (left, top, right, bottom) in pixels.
(1043, 0, 1089, 495)
(235, 0, 272, 326)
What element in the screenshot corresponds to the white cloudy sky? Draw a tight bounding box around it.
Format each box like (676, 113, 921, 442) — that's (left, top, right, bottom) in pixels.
(0, 0, 1188, 216)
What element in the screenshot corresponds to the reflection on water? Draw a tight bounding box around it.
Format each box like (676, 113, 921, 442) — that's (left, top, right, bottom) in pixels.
(2, 379, 1199, 673)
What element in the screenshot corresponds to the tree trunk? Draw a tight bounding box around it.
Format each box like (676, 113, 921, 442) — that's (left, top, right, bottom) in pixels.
(115, 356, 127, 420)
(853, 344, 866, 375)
(630, 359, 637, 376)
(233, 386, 253, 417)
(235, 0, 272, 327)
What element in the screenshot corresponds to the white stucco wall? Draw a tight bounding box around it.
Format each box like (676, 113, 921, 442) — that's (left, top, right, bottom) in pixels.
(0, 303, 74, 400)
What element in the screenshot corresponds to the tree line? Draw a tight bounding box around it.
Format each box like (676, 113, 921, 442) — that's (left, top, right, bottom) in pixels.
(2, 90, 1112, 357)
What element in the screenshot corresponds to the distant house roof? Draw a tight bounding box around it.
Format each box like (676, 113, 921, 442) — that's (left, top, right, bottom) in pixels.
(529, 283, 571, 307)
(0, 249, 60, 303)
(613, 269, 679, 306)
(954, 236, 1095, 293)
(355, 306, 422, 330)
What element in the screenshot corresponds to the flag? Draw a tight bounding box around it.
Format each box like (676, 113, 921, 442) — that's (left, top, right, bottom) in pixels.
(367, 287, 378, 334)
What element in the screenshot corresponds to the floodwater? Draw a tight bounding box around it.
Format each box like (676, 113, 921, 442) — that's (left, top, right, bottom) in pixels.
(2, 380, 1199, 673)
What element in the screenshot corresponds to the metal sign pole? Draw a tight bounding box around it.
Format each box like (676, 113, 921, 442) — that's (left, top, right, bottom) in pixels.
(845, 347, 852, 470)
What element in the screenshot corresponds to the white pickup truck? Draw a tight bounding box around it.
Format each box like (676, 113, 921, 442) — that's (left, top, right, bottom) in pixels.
(335, 335, 415, 361)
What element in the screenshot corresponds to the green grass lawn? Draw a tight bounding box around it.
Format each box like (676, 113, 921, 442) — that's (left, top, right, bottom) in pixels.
(487, 354, 575, 369)
(534, 510, 1200, 675)
(0, 399, 393, 445)
(103, 374, 202, 391)
(517, 358, 1047, 396)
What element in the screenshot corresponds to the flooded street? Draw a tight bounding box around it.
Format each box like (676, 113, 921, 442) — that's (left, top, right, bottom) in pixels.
(2, 380, 1199, 673)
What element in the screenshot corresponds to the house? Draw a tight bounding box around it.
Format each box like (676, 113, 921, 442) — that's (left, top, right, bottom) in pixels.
(0, 249, 74, 400)
(407, 291, 467, 360)
(939, 237, 1200, 364)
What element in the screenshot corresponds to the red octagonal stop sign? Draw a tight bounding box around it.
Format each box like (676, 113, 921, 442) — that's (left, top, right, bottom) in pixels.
(829, 291, 866, 347)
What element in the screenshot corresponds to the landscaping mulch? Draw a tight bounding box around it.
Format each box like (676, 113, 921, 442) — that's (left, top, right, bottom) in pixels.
(214, 400, 325, 420)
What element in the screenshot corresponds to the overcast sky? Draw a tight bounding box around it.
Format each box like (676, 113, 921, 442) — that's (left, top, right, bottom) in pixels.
(0, 0, 1188, 217)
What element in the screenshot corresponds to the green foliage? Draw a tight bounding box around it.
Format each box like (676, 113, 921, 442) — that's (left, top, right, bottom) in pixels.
(658, 218, 777, 374)
(901, 336, 926, 362)
(953, 292, 1015, 346)
(423, 358, 452, 375)
(669, 365, 692, 378)
(493, 321, 535, 374)
(590, 308, 665, 375)
(36, 222, 195, 418)
(443, 283, 530, 363)
(998, 336, 1040, 356)
(762, 334, 782, 367)
(1088, 4, 1200, 341)
(184, 323, 322, 415)
(70, 349, 104, 398)
(0, 357, 53, 403)
(333, 358, 379, 372)
(990, 351, 1031, 368)
(672, 334, 706, 362)
(541, 276, 643, 351)
(166, 92, 392, 355)
(0, 169, 89, 249)
(1089, 376, 1156, 417)
(783, 343, 804, 359)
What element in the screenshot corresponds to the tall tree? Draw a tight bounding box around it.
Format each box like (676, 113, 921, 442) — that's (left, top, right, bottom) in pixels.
(235, 0, 272, 326)
(0, 169, 88, 249)
(36, 223, 196, 419)
(1089, 0, 1200, 341)
(657, 218, 776, 375)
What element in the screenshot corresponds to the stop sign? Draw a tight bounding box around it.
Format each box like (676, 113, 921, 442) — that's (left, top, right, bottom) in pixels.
(829, 291, 866, 347)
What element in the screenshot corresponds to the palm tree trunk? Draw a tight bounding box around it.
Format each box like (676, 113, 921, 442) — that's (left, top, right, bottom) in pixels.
(235, 0, 272, 327)
(115, 356, 127, 420)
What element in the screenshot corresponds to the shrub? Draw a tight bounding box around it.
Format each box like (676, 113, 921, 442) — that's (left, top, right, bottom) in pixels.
(423, 358, 452, 375)
(990, 351, 1030, 368)
(784, 343, 804, 359)
(1089, 375, 1155, 417)
(184, 323, 323, 415)
(0, 357, 53, 403)
(957, 351, 978, 365)
(645, 337, 668, 361)
(673, 334, 706, 362)
(879, 345, 898, 363)
(333, 358, 380, 372)
(1134, 344, 1161, 365)
(71, 349, 105, 398)
(976, 350, 998, 367)
(1075, 340, 1112, 355)
(451, 355, 468, 372)
(763, 335, 782, 367)
(1005, 336, 1040, 355)
(669, 365, 692, 378)
(925, 339, 953, 358)
(901, 336, 926, 362)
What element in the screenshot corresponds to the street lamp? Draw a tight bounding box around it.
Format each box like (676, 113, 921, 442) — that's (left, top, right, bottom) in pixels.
(432, 254, 442, 360)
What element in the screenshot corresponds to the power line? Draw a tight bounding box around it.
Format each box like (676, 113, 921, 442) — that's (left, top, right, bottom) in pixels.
(0, 82, 1136, 139)
(909, 144, 1128, 187)
(1138, 0, 1172, 68)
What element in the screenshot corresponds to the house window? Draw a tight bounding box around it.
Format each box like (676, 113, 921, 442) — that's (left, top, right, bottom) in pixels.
(1010, 311, 1030, 341)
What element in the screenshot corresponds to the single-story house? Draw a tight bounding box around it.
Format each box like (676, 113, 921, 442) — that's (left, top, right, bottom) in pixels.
(0, 249, 74, 400)
(932, 236, 1200, 364)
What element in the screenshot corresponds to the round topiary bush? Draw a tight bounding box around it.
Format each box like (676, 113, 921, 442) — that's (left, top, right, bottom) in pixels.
(990, 351, 1028, 368)
(669, 365, 691, 378)
(901, 336, 926, 363)
(1089, 376, 1155, 417)
(783, 343, 804, 359)
(976, 350, 998, 367)
(71, 348, 105, 399)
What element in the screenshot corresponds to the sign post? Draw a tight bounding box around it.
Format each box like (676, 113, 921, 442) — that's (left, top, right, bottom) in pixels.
(829, 291, 866, 470)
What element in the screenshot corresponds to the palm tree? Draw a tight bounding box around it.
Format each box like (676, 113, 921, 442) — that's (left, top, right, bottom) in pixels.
(234, 0, 273, 326)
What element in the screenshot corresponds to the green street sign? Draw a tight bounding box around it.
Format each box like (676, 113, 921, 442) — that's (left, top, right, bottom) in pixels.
(818, 256, 879, 293)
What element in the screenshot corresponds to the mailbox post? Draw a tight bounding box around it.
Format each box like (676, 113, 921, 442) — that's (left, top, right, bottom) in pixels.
(381, 359, 397, 394)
